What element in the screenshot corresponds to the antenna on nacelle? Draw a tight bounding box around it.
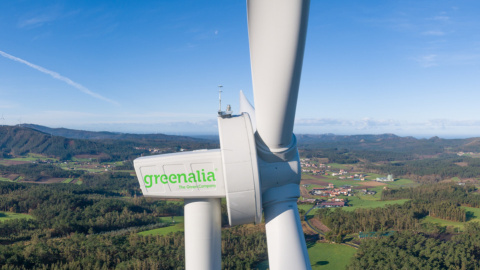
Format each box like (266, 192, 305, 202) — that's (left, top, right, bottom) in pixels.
(217, 85, 223, 113)
(217, 85, 232, 118)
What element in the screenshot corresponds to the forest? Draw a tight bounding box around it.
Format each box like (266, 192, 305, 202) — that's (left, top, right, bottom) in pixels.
(0, 175, 268, 269)
(366, 155, 480, 180)
(348, 223, 480, 270)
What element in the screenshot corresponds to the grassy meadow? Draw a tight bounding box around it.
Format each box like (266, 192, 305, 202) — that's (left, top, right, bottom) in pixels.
(138, 216, 185, 236)
(0, 211, 32, 221)
(255, 242, 357, 270)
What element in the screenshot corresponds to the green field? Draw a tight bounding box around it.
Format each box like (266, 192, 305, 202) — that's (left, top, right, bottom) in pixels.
(308, 242, 357, 269)
(0, 211, 32, 221)
(419, 206, 480, 231)
(255, 242, 357, 270)
(62, 178, 74, 183)
(327, 163, 351, 170)
(8, 153, 58, 162)
(385, 178, 418, 188)
(138, 216, 184, 236)
(422, 216, 464, 229)
(464, 206, 480, 223)
(298, 204, 315, 212)
(0, 177, 15, 182)
(362, 173, 384, 180)
(343, 197, 409, 212)
(316, 177, 363, 188)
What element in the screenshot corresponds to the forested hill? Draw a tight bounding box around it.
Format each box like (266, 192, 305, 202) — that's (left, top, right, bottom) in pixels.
(297, 134, 480, 154)
(0, 125, 217, 161)
(21, 123, 202, 141)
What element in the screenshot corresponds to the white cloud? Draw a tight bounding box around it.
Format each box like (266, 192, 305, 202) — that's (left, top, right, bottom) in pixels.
(0, 102, 17, 109)
(296, 118, 401, 129)
(0, 50, 119, 105)
(414, 54, 438, 67)
(66, 119, 219, 135)
(294, 117, 480, 137)
(422, 30, 445, 36)
(432, 15, 450, 22)
(18, 14, 56, 28)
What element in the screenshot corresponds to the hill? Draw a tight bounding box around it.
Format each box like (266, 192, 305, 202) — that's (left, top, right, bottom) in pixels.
(0, 125, 217, 161)
(21, 124, 204, 141)
(297, 134, 480, 154)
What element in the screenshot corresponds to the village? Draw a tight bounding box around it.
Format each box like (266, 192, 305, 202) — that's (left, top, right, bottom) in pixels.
(300, 158, 394, 182)
(299, 158, 388, 209)
(305, 183, 351, 208)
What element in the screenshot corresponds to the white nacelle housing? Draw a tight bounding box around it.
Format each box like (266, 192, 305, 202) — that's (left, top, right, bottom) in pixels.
(134, 150, 226, 198)
(133, 113, 262, 226)
(218, 113, 262, 225)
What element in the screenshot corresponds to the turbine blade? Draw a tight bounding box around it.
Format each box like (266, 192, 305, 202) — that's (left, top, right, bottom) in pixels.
(247, 0, 310, 152)
(239, 90, 257, 132)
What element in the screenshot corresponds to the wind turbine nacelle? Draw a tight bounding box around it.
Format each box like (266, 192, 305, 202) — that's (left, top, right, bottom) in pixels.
(133, 113, 262, 225)
(134, 150, 227, 198)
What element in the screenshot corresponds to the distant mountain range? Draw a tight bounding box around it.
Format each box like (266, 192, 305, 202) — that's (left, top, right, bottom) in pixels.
(0, 125, 217, 160)
(296, 133, 480, 154)
(20, 124, 205, 141)
(1, 124, 480, 160)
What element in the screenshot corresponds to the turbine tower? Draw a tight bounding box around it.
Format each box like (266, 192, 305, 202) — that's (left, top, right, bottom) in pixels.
(133, 1, 311, 269)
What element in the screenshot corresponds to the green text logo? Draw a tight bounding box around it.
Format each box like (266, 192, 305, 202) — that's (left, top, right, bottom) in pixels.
(144, 169, 216, 188)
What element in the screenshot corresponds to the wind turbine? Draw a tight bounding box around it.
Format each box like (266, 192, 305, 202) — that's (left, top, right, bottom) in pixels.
(133, 0, 311, 269)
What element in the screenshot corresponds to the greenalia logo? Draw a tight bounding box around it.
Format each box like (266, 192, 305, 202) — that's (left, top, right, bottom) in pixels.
(144, 169, 216, 188)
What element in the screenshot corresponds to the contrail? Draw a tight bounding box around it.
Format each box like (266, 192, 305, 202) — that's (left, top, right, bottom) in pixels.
(0, 50, 119, 105)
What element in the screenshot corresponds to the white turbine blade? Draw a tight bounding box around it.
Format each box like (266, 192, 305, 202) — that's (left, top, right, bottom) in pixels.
(247, 0, 309, 151)
(265, 197, 310, 270)
(239, 90, 257, 132)
(247, 1, 311, 269)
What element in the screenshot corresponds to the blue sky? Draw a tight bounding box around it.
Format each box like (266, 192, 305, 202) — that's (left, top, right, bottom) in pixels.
(1, 0, 480, 138)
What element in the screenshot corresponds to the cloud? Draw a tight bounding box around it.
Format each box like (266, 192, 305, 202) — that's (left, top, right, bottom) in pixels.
(426, 119, 480, 127)
(69, 119, 219, 135)
(432, 15, 450, 22)
(0, 50, 119, 105)
(18, 14, 56, 28)
(422, 30, 445, 36)
(297, 117, 480, 129)
(6, 110, 218, 134)
(414, 54, 438, 67)
(0, 102, 17, 109)
(294, 117, 480, 137)
(296, 118, 401, 129)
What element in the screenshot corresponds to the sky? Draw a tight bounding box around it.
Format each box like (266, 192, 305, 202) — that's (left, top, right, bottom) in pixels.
(1, 0, 480, 138)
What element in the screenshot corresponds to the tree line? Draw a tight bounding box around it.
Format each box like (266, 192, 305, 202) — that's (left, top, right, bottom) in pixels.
(365, 155, 480, 181)
(348, 222, 480, 269)
(0, 225, 268, 270)
(0, 177, 183, 243)
(0, 176, 269, 269)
